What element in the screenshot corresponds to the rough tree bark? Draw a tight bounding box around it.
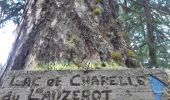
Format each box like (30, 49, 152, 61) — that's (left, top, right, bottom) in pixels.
(5, 0, 142, 71)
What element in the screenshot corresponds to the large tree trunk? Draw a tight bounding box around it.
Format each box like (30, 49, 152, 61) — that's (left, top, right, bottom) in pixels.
(5, 0, 141, 71)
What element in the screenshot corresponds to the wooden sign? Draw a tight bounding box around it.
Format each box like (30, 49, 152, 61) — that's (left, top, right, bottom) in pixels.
(0, 69, 169, 100)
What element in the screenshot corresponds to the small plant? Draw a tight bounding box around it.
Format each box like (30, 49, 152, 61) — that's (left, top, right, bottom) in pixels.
(111, 50, 122, 62)
(127, 49, 136, 57)
(93, 7, 102, 15)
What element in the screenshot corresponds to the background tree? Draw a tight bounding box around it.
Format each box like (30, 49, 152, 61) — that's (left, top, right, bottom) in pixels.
(0, 0, 25, 26)
(118, 0, 170, 68)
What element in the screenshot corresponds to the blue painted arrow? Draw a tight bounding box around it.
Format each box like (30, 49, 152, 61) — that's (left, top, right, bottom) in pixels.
(148, 75, 167, 100)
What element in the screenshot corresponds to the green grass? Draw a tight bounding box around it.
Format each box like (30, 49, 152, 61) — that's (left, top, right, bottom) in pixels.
(35, 61, 125, 70)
